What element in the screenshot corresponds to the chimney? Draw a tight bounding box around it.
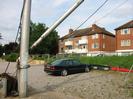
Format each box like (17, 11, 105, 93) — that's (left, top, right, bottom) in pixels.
(102, 27, 105, 30)
(92, 24, 97, 31)
(69, 29, 73, 34)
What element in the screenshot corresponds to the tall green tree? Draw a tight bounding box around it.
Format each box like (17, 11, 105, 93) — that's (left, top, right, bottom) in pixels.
(0, 33, 3, 56)
(0, 33, 2, 39)
(0, 44, 3, 57)
(29, 22, 59, 55)
(3, 42, 19, 54)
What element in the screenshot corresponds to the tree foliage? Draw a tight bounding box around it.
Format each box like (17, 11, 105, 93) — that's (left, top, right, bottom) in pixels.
(3, 42, 19, 55)
(0, 33, 2, 39)
(29, 22, 59, 55)
(0, 44, 3, 57)
(0, 33, 2, 56)
(0, 42, 19, 57)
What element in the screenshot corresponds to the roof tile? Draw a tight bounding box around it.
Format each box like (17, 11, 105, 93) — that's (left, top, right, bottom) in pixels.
(60, 24, 115, 40)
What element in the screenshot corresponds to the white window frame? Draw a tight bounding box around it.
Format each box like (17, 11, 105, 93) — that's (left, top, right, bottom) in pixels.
(81, 36, 87, 39)
(92, 34, 98, 39)
(121, 40, 131, 46)
(121, 29, 130, 35)
(103, 34, 105, 39)
(103, 43, 105, 48)
(82, 45, 87, 49)
(67, 45, 73, 50)
(92, 43, 99, 49)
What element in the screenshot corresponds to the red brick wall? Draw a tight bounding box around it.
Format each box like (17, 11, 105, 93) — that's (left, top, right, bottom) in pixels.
(102, 34, 116, 52)
(73, 37, 81, 48)
(88, 34, 115, 52)
(116, 28, 133, 50)
(59, 33, 116, 53)
(59, 39, 65, 53)
(88, 35, 99, 51)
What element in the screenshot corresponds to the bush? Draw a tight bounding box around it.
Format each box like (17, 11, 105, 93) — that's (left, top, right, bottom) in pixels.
(3, 53, 19, 62)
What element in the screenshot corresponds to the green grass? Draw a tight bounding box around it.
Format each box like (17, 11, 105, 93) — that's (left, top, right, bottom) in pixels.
(44, 55, 133, 69)
(42, 55, 133, 69)
(2, 53, 19, 62)
(79, 56, 133, 69)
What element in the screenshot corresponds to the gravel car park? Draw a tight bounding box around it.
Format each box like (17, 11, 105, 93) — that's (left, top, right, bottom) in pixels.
(0, 62, 133, 99)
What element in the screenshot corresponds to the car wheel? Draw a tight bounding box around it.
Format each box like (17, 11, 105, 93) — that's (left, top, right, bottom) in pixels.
(85, 66, 90, 72)
(61, 69, 68, 76)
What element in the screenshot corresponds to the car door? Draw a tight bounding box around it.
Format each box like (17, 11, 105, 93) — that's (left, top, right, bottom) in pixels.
(65, 60, 76, 73)
(71, 60, 83, 72)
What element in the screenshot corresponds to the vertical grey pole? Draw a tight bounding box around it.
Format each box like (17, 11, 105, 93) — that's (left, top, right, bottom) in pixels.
(19, 0, 31, 97)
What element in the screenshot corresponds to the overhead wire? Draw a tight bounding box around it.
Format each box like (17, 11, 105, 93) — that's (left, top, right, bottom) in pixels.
(15, 0, 26, 43)
(94, 0, 129, 24)
(75, 0, 109, 30)
(67, 0, 109, 39)
(69, 0, 129, 38)
(2, 0, 26, 77)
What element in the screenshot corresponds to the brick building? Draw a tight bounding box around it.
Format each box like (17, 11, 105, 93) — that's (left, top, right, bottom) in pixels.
(115, 20, 133, 55)
(59, 24, 116, 56)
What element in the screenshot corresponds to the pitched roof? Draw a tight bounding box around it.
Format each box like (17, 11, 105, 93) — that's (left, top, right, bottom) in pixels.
(115, 20, 133, 30)
(60, 24, 115, 40)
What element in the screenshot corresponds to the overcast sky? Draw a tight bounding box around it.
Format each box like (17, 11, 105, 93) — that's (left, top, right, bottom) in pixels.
(0, 0, 133, 44)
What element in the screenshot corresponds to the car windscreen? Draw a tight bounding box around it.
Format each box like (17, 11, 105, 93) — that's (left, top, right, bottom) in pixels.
(50, 60, 63, 66)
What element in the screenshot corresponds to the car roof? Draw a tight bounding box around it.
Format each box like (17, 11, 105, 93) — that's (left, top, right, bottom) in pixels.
(57, 58, 78, 61)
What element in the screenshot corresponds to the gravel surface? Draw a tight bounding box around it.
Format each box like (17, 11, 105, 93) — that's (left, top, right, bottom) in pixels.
(0, 62, 133, 99)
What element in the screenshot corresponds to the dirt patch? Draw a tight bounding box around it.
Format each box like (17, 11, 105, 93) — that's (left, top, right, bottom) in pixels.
(28, 60, 45, 65)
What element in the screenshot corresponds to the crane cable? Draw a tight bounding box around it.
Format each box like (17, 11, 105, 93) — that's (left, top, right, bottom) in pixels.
(75, 0, 109, 30)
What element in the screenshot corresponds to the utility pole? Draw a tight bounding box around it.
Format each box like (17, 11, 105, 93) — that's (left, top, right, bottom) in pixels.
(19, 0, 31, 97)
(31, 0, 84, 49)
(17, 0, 83, 97)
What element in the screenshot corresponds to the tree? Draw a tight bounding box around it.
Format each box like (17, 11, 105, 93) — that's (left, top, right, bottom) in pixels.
(29, 22, 59, 55)
(0, 33, 3, 56)
(3, 42, 19, 55)
(0, 44, 3, 57)
(0, 33, 2, 39)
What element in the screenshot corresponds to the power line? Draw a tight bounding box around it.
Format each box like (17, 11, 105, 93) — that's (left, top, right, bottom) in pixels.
(15, 0, 26, 43)
(94, 0, 129, 24)
(75, 0, 109, 30)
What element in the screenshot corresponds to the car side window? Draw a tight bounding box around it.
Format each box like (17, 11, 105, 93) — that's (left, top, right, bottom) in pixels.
(68, 60, 73, 66)
(61, 60, 69, 66)
(72, 60, 81, 66)
(60, 61, 66, 66)
(63, 60, 72, 66)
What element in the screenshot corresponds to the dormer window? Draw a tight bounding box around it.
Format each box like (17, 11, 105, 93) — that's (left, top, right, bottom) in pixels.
(121, 29, 130, 35)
